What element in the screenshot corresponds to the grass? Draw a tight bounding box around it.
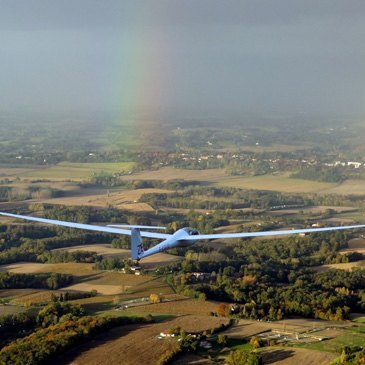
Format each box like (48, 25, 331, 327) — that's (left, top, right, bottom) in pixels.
(120, 167, 228, 182)
(62, 272, 174, 296)
(125, 298, 219, 316)
(261, 346, 338, 365)
(227, 338, 253, 351)
(216, 174, 335, 193)
(0, 262, 177, 310)
(4, 162, 357, 195)
(55, 244, 129, 258)
(37, 187, 164, 211)
(11, 291, 59, 306)
(295, 330, 365, 353)
(0, 305, 26, 316)
(61, 283, 126, 295)
(343, 326, 365, 334)
(0, 289, 39, 299)
(18, 161, 135, 180)
(81, 300, 116, 315)
(121, 167, 336, 193)
(0, 262, 95, 277)
(0, 262, 175, 297)
(97, 309, 174, 323)
(324, 179, 365, 195)
(318, 261, 365, 271)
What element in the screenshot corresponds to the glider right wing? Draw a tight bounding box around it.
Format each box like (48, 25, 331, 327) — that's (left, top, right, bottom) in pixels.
(182, 224, 365, 240)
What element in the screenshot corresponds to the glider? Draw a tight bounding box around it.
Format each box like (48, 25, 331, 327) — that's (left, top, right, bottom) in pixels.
(1, 211, 365, 261)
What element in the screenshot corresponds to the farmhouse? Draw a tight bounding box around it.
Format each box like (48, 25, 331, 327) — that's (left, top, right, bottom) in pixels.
(191, 272, 211, 281)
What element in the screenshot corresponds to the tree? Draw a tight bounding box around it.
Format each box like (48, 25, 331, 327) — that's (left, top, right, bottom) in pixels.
(226, 350, 248, 365)
(217, 303, 229, 317)
(217, 334, 227, 346)
(246, 352, 262, 365)
(226, 350, 262, 365)
(249, 336, 262, 348)
(149, 293, 161, 304)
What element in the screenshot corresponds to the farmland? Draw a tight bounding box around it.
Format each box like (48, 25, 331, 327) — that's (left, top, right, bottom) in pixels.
(0, 262, 171, 290)
(340, 238, 365, 255)
(54, 244, 130, 258)
(0, 305, 25, 316)
(1, 124, 365, 364)
(318, 261, 365, 271)
(0, 199, 364, 365)
(223, 318, 352, 339)
(220, 317, 365, 364)
(317, 238, 365, 271)
(41, 188, 171, 211)
(295, 330, 365, 353)
(120, 167, 337, 193)
(0, 262, 95, 276)
(215, 174, 335, 193)
(0, 260, 178, 309)
(57, 322, 179, 365)
(172, 348, 337, 365)
(125, 298, 220, 316)
(17, 162, 135, 180)
(58, 313, 361, 365)
(56, 315, 229, 365)
(0, 167, 40, 177)
(261, 347, 337, 365)
(324, 179, 365, 195)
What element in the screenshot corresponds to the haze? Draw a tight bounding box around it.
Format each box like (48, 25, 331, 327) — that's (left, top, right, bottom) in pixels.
(1, 0, 365, 118)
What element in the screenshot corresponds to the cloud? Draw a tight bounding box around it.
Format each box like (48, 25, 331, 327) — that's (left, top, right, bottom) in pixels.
(1, 0, 364, 31)
(1, 0, 365, 116)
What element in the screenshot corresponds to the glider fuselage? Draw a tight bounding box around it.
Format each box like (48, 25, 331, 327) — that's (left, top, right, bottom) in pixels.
(138, 227, 199, 259)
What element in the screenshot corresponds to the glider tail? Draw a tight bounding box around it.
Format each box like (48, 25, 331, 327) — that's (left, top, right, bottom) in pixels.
(131, 228, 144, 260)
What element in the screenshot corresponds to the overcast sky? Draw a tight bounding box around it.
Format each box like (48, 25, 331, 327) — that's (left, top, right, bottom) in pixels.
(1, 1, 365, 118)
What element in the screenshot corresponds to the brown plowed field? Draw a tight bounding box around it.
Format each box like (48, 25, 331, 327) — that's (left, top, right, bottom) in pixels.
(341, 238, 365, 254)
(56, 316, 229, 365)
(261, 347, 337, 365)
(127, 298, 219, 316)
(54, 244, 130, 258)
(42, 188, 171, 211)
(0, 262, 95, 276)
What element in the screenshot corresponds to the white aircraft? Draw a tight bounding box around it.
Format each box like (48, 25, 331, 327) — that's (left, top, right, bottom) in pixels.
(1, 211, 365, 262)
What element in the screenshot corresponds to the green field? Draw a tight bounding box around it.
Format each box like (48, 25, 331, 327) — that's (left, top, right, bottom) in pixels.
(354, 317, 365, 323)
(295, 330, 365, 353)
(0, 305, 26, 316)
(18, 162, 135, 180)
(227, 339, 253, 351)
(4, 163, 365, 195)
(215, 174, 335, 193)
(121, 167, 336, 193)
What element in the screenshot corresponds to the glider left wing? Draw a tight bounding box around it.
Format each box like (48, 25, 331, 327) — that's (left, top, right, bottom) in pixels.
(0, 212, 172, 240)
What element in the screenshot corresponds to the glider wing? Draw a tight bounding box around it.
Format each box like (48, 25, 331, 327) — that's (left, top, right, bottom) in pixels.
(0, 212, 172, 240)
(182, 224, 365, 240)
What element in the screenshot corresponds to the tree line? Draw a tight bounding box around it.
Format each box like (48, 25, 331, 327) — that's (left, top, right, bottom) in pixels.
(0, 301, 154, 365)
(0, 272, 73, 290)
(162, 231, 365, 321)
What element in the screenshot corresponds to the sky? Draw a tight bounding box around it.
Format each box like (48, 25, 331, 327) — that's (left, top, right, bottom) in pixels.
(1, 0, 365, 118)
